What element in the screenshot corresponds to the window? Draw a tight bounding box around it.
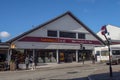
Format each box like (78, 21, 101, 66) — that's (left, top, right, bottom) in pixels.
(60, 31, 76, 38)
(78, 33, 85, 39)
(96, 51, 100, 56)
(101, 50, 109, 56)
(112, 50, 120, 55)
(47, 30, 57, 37)
(36, 50, 56, 63)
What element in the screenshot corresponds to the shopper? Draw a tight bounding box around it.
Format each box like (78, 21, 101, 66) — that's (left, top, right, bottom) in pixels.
(15, 56, 19, 70)
(91, 54, 95, 64)
(4, 60, 8, 71)
(25, 56, 29, 70)
(81, 53, 85, 64)
(30, 56, 35, 70)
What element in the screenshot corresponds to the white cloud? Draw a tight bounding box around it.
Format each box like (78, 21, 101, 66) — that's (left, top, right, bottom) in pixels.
(0, 31, 10, 38)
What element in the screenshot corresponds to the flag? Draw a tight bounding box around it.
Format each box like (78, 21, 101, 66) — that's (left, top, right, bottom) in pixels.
(101, 25, 107, 35)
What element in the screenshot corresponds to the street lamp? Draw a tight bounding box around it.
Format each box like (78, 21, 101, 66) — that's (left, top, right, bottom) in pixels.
(101, 25, 113, 77)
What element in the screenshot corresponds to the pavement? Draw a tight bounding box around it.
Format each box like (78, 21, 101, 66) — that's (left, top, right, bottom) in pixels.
(42, 62, 120, 80)
(21, 61, 120, 80)
(46, 62, 120, 80)
(35, 62, 87, 69)
(88, 64, 120, 80)
(1, 61, 120, 80)
(88, 72, 120, 80)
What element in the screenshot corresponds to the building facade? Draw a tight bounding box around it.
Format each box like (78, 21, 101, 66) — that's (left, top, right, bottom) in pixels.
(0, 12, 105, 69)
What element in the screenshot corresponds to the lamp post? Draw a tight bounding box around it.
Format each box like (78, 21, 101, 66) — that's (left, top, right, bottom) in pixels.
(101, 25, 113, 77)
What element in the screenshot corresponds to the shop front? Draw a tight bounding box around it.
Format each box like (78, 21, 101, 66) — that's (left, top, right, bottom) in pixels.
(10, 48, 93, 69)
(0, 43, 9, 71)
(5, 12, 105, 70)
(10, 49, 78, 65)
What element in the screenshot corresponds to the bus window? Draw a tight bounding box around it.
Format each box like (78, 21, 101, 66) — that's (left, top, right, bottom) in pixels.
(112, 50, 120, 55)
(96, 51, 100, 56)
(101, 50, 109, 56)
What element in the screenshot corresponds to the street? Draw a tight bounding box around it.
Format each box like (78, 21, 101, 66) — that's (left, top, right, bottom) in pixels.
(0, 62, 119, 80)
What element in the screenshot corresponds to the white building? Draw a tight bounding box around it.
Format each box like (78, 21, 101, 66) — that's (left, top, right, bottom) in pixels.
(0, 12, 105, 69)
(95, 25, 120, 62)
(97, 24, 120, 44)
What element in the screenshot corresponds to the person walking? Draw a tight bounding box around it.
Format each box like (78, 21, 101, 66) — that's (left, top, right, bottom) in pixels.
(15, 56, 19, 70)
(91, 54, 95, 64)
(25, 56, 29, 70)
(81, 53, 85, 64)
(4, 60, 8, 71)
(30, 56, 35, 70)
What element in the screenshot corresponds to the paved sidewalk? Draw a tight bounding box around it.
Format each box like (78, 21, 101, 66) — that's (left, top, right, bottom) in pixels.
(0, 61, 93, 73)
(28, 62, 120, 80)
(3, 61, 120, 80)
(35, 61, 92, 70)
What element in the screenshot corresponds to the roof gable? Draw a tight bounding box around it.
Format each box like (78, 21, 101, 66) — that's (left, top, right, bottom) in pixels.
(7, 11, 105, 45)
(97, 24, 120, 40)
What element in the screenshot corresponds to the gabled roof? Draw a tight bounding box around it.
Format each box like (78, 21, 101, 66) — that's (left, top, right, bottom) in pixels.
(6, 11, 105, 45)
(97, 24, 120, 41)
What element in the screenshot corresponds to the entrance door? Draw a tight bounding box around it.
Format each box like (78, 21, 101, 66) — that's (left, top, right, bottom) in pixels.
(59, 50, 76, 63)
(78, 50, 92, 61)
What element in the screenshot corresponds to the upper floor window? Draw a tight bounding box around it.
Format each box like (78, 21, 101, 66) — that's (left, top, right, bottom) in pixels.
(78, 33, 85, 39)
(47, 30, 57, 37)
(60, 31, 76, 38)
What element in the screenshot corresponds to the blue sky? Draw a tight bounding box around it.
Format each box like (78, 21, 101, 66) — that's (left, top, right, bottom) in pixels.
(0, 0, 120, 42)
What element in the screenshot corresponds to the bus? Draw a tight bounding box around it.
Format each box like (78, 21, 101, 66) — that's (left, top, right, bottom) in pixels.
(94, 44, 120, 64)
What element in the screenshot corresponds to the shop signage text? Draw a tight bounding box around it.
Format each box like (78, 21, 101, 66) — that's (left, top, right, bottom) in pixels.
(19, 36, 101, 44)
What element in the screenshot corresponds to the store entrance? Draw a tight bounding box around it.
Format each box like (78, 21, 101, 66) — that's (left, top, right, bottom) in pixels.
(78, 50, 92, 62)
(59, 50, 76, 63)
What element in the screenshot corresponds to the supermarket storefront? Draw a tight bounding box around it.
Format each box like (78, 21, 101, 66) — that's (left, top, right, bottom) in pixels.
(10, 49, 92, 65)
(6, 12, 104, 69)
(9, 36, 101, 66)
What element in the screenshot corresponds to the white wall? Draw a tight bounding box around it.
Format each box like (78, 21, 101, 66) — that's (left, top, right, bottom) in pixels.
(12, 14, 101, 49)
(27, 15, 95, 39)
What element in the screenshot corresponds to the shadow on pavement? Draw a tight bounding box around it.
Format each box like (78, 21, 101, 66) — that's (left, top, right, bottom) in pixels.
(50, 77, 88, 80)
(88, 71, 120, 80)
(70, 77, 88, 80)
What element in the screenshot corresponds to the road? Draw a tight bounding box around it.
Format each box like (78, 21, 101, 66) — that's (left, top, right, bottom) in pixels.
(0, 62, 119, 80)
